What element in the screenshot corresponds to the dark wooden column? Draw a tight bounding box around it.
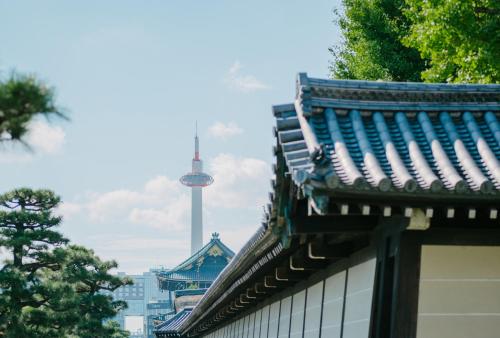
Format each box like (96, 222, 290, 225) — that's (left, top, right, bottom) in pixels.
(390, 231, 421, 338)
(371, 233, 397, 338)
(370, 215, 422, 338)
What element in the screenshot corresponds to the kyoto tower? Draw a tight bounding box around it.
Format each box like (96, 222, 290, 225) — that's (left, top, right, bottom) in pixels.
(180, 129, 214, 255)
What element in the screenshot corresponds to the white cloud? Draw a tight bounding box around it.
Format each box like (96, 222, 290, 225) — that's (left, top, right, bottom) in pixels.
(56, 202, 82, 220)
(128, 194, 190, 231)
(144, 175, 181, 196)
(208, 122, 243, 140)
(61, 176, 190, 232)
(87, 189, 145, 222)
(225, 61, 270, 92)
(27, 120, 65, 154)
(0, 120, 65, 163)
(206, 153, 270, 209)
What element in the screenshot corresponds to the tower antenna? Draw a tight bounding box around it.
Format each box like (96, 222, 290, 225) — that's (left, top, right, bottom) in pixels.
(180, 123, 214, 254)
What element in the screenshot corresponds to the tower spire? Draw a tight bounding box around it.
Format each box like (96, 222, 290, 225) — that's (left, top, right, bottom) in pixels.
(194, 122, 199, 160)
(180, 123, 214, 254)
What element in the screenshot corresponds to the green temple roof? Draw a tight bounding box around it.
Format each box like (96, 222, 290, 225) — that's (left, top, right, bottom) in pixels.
(157, 233, 234, 291)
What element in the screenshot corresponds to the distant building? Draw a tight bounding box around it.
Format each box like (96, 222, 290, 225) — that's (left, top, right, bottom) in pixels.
(146, 301, 175, 338)
(111, 270, 169, 337)
(157, 233, 234, 296)
(154, 233, 234, 337)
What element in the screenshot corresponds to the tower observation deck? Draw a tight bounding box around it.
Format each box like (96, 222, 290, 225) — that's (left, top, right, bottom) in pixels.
(180, 131, 213, 255)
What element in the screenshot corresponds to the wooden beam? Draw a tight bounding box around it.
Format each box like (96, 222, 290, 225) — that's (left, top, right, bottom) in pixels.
(429, 211, 500, 228)
(291, 214, 376, 234)
(264, 275, 278, 288)
(308, 241, 351, 260)
(290, 248, 328, 271)
(255, 283, 267, 294)
(240, 294, 251, 304)
(275, 266, 306, 281)
(246, 288, 257, 299)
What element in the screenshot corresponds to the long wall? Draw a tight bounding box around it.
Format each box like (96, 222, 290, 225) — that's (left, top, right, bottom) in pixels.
(201, 258, 376, 338)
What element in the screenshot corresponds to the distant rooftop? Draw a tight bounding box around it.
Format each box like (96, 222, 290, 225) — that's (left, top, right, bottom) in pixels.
(157, 233, 234, 291)
(154, 307, 193, 338)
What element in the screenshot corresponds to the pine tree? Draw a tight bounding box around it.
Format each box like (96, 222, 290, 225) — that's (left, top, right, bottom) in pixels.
(0, 189, 131, 337)
(0, 72, 66, 144)
(58, 245, 131, 337)
(0, 188, 68, 337)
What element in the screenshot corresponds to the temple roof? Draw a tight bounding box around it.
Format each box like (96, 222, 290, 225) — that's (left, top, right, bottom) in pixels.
(157, 233, 234, 286)
(154, 308, 193, 337)
(273, 74, 500, 215)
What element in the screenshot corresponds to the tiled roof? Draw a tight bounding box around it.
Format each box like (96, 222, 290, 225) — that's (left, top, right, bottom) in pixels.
(174, 288, 207, 297)
(155, 308, 193, 337)
(158, 235, 234, 282)
(160, 270, 221, 282)
(274, 74, 500, 209)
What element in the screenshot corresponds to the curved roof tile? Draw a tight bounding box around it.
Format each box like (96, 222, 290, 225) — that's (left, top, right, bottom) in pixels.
(274, 74, 500, 197)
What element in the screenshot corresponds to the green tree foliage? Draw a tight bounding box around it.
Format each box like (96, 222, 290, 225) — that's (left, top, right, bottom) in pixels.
(403, 0, 500, 83)
(331, 0, 499, 83)
(0, 189, 68, 337)
(57, 245, 131, 337)
(330, 0, 426, 81)
(0, 72, 65, 144)
(0, 188, 130, 337)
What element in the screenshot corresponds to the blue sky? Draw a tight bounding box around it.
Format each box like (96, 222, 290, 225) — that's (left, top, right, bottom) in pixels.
(0, 0, 341, 273)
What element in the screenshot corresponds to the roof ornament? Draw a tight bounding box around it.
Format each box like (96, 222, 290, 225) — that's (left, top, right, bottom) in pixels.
(309, 143, 328, 166)
(211, 232, 219, 239)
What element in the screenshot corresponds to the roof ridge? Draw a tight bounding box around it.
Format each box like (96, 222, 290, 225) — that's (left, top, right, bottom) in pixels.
(166, 237, 234, 273)
(301, 73, 500, 91)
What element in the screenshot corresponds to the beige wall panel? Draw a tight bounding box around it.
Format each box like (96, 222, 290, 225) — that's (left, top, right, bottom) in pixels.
(417, 245, 500, 338)
(253, 309, 262, 338)
(247, 312, 256, 338)
(303, 281, 324, 338)
(248, 314, 253, 337)
(419, 281, 500, 313)
(235, 318, 240, 338)
(342, 258, 376, 338)
(320, 270, 346, 338)
(420, 246, 500, 279)
(278, 296, 292, 338)
(260, 305, 270, 338)
(418, 316, 500, 338)
(242, 315, 249, 338)
(289, 290, 306, 338)
(268, 301, 281, 338)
